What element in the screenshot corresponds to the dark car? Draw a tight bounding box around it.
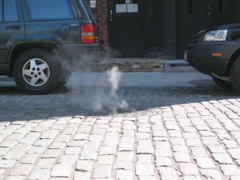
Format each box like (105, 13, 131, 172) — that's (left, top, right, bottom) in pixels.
(0, 0, 103, 94)
(184, 23, 240, 93)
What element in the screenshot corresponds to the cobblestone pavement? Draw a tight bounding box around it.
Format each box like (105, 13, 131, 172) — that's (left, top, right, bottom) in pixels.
(0, 79, 240, 179)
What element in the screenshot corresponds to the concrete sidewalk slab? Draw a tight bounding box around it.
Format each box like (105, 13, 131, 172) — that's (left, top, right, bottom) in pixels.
(0, 77, 16, 87)
(67, 72, 214, 88)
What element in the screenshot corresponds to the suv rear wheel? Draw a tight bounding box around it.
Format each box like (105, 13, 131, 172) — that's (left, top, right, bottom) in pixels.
(13, 49, 61, 94)
(230, 57, 240, 93)
(58, 67, 72, 88)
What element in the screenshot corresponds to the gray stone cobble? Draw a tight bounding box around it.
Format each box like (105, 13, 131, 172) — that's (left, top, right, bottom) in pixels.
(74, 172, 91, 180)
(0, 86, 240, 179)
(137, 140, 154, 154)
(49, 142, 66, 149)
(220, 165, 240, 176)
(92, 164, 112, 178)
(28, 169, 50, 180)
(35, 159, 55, 169)
(195, 157, 216, 169)
(179, 163, 199, 176)
(51, 163, 72, 178)
(158, 167, 178, 180)
(3, 143, 30, 160)
(212, 153, 233, 165)
(0, 160, 16, 169)
(20, 154, 39, 164)
(0, 140, 17, 149)
(41, 149, 62, 159)
(200, 169, 222, 179)
(97, 155, 114, 165)
(137, 155, 152, 164)
(116, 170, 134, 180)
(64, 147, 81, 155)
(113, 162, 132, 170)
(173, 152, 191, 163)
(190, 147, 208, 157)
(5, 176, 25, 180)
(75, 160, 93, 172)
(10, 164, 33, 176)
(19, 132, 40, 144)
(117, 152, 133, 162)
(136, 164, 155, 176)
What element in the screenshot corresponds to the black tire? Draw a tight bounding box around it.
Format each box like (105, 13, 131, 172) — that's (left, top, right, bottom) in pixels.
(13, 49, 61, 94)
(230, 57, 240, 93)
(212, 77, 233, 90)
(58, 68, 72, 88)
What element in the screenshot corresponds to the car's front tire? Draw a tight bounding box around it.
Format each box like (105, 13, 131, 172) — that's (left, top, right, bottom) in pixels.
(230, 57, 240, 94)
(13, 49, 61, 94)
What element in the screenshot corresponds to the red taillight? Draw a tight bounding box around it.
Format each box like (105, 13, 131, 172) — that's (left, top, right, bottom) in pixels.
(81, 24, 96, 43)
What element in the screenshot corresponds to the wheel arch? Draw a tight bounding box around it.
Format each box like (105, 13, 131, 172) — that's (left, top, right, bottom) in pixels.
(8, 43, 59, 77)
(227, 48, 240, 76)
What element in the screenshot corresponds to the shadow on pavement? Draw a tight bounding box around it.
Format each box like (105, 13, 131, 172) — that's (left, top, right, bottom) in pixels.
(0, 85, 239, 122)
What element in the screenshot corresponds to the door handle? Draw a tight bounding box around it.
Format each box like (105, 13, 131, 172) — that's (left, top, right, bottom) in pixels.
(6, 25, 21, 29)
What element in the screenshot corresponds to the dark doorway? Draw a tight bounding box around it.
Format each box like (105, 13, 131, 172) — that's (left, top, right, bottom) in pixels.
(108, 0, 145, 57)
(108, 0, 164, 58)
(146, 0, 164, 57)
(177, 0, 236, 58)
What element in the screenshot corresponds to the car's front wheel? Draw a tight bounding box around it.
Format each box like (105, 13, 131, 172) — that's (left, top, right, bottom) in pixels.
(231, 57, 240, 94)
(13, 49, 61, 94)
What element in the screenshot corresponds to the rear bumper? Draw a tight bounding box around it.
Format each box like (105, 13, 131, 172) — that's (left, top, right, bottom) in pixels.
(185, 42, 239, 75)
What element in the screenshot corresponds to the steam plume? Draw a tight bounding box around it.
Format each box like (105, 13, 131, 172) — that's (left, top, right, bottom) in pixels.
(93, 66, 128, 113)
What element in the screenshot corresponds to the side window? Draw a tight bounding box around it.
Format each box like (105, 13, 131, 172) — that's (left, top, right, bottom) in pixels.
(4, 0, 19, 21)
(26, 0, 74, 20)
(0, 0, 2, 21)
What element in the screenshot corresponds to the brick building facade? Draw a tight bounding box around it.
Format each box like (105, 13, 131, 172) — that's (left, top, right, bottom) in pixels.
(87, 0, 109, 54)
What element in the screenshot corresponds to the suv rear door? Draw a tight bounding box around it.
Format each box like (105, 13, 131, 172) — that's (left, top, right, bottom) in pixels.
(0, 0, 25, 64)
(22, 0, 81, 45)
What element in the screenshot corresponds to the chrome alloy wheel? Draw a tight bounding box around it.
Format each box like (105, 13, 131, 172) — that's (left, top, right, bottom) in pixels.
(22, 58, 50, 87)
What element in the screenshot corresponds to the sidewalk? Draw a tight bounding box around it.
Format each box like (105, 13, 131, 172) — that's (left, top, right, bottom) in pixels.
(67, 72, 214, 88)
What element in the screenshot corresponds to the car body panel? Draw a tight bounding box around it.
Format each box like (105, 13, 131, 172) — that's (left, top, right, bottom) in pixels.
(186, 41, 240, 75)
(0, 0, 25, 64)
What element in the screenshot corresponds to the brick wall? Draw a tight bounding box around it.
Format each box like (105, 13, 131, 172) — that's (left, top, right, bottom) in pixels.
(87, 0, 109, 57)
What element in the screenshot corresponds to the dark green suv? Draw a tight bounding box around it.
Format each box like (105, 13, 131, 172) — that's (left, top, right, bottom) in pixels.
(0, 0, 103, 94)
